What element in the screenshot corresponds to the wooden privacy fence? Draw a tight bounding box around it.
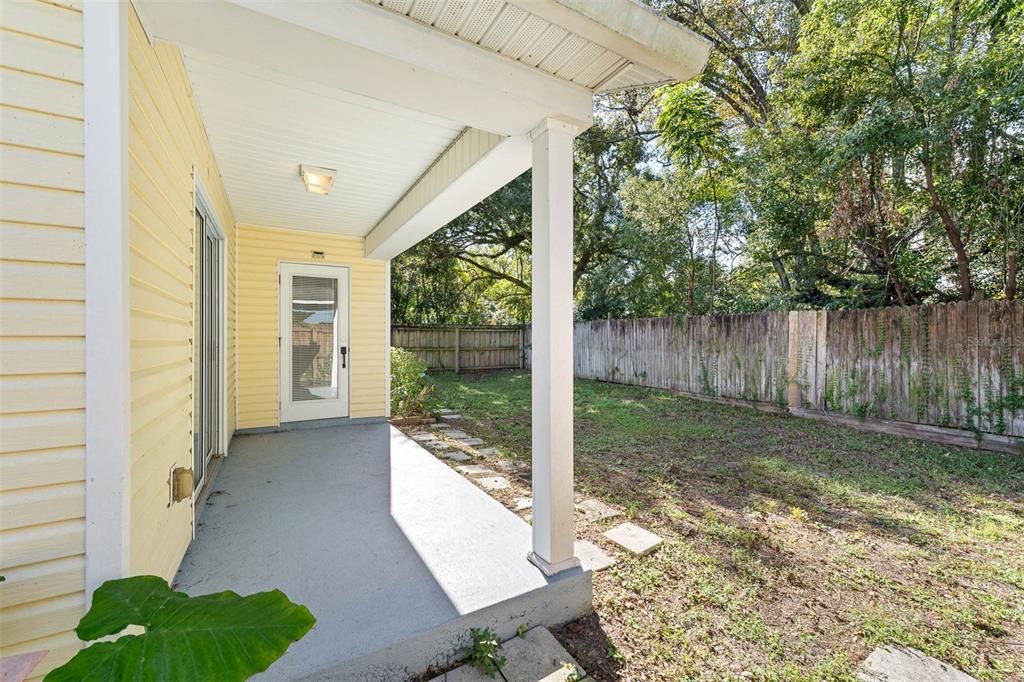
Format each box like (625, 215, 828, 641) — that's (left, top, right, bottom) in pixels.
(393, 301, 1022, 448)
(391, 324, 526, 372)
(524, 300, 1023, 446)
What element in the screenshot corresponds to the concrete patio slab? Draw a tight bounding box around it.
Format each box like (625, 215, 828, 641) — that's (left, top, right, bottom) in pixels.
(603, 522, 663, 556)
(577, 499, 620, 522)
(456, 464, 497, 477)
(574, 540, 615, 572)
(176, 424, 592, 680)
(859, 646, 978, 682)
(477, 476, 510, 491)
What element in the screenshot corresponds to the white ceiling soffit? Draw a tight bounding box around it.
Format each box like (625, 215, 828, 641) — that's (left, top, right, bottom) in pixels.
(183, 50, 465, 236)
(368, 0, 712, 91)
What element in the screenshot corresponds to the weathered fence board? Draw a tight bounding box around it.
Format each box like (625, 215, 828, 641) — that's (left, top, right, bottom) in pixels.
(816, 301, 1023, 437)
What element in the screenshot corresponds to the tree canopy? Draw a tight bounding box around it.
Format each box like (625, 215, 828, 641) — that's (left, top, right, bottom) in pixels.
(392, 0, 1023, 324)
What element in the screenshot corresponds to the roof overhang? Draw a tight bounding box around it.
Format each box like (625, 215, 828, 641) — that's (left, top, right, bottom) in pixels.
(133, 0, 710, 251)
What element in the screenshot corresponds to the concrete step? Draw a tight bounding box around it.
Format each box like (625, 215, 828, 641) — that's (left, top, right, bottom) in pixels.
(429, 626, 589, 682)
(303, 575, 592, 681)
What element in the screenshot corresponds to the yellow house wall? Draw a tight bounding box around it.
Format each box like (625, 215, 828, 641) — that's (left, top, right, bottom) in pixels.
(126, 5, 236, 580)
(0, 0, 87, 675)
(237, 224, 388, 428)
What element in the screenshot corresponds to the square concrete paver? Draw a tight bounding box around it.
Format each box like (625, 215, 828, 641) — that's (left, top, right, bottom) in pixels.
(859, 646, 978, 682)
(513, 496, 533, 511)
(410, 432, 437, 442)
(574, 540, 615, 572)
(476, 447, 499, 456)
(476, 476, 510, 491)
(456, 464, 497, 477)
(576, 499, 620, 522)
(443, 430, 470, 439)
(459, 438, 486, 447)
(603, 522, 663, 556)
(430, 423, 451, 430)
(499, 626, 587, 681)
(439, 450, 471, 462)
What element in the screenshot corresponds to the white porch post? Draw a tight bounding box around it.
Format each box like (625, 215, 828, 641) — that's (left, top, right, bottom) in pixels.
(528, 118, 580, 576)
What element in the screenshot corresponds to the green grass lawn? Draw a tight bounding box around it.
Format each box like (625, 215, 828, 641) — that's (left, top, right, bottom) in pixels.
(428, 370, 1024, 681)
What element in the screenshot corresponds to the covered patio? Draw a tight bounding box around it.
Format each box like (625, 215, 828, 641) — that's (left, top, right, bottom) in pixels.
(174, 424, 592, 679)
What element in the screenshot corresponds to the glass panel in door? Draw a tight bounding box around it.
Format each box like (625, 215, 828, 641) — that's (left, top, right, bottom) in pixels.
(291, 276, 338, 402)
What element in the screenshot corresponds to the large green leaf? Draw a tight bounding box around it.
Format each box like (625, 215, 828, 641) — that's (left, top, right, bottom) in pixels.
(45, 576, 315, 682)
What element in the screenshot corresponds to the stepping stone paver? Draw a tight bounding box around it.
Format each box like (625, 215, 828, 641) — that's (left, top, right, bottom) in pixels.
(442, 430, 470, 439)
(577, 499, 621, 522)
(859, 646, 978, 682)
(513, 496, 533, 511)
(495, 459, 528, 474)
(430, 423, 452, 429)
(410, 432, 437, 442)
(456, 464, 497, 477)
(439, 450, 471, 462)
(446, 414, 463, 420)
(476, 476, 510, 491)
(459, 438, 485, 447)
(574, 539, 616, 572)
(498, 626, 587, 681)
(476, 447, 499, 456)
(603, 522, 663, 556)
(437, 409, 454, 415)
(428, 664, 492, 681)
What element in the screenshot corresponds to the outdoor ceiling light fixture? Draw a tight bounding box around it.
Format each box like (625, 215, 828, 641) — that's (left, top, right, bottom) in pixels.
(299, 164, 336, 195)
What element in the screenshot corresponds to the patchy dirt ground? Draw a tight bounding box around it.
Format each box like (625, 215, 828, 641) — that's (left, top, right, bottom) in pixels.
(421, 370, 1024, 682)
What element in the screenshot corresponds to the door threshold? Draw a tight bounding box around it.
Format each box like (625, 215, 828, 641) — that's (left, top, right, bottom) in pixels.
(235, 416, 386, 436)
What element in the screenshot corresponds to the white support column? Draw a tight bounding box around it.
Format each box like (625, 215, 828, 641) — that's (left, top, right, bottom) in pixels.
(528, 118, 580, 576)
(84, 0, 132, 598)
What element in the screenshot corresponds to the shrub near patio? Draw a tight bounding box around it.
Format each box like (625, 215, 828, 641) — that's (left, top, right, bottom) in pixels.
(429, 370, 1024, 681)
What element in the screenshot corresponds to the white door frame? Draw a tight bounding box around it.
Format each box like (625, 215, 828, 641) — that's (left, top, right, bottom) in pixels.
(193, 179, 227, 494)
(278, 262, 351, 423)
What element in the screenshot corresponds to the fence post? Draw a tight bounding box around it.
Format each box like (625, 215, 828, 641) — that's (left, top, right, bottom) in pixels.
(787, 311, 800, 410)
(454, 327, 461, 374)
(519, 323, 526, 369)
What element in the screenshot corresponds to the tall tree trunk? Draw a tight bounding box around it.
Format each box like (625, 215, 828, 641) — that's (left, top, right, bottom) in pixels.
(1007, 249, 1018, 300)
(921, 144, 973, 300)
(707, 167, 722, 314)
(771, 256, 791, 292)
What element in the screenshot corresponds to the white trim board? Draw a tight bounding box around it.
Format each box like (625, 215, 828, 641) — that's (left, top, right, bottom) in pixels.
(84, 0, 132, 598)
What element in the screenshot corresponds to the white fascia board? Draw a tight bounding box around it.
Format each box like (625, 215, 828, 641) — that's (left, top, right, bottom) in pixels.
(135, 0, 593, 135)
(365, 131, 531, 260)
(525, 0, 712, 84)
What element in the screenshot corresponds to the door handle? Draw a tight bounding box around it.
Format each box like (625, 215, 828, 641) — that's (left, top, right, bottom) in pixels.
(340, 346, 347, 369)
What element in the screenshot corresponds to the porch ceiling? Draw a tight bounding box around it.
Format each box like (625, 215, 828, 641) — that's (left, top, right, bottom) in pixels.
(183, 50, 464, 235)
(136, 0, 709, 244)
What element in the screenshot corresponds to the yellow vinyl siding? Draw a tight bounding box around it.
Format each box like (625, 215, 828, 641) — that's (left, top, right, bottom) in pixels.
(126, 6, 236, 580)
(0, 0, 86, 675)
(237, 224, 388, 428)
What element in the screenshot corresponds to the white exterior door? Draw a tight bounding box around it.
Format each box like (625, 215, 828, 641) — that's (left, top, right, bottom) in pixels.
(279, 263, 350, 422)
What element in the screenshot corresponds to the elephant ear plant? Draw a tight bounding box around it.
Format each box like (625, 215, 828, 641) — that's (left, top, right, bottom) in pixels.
(45, 576, 315, 681)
